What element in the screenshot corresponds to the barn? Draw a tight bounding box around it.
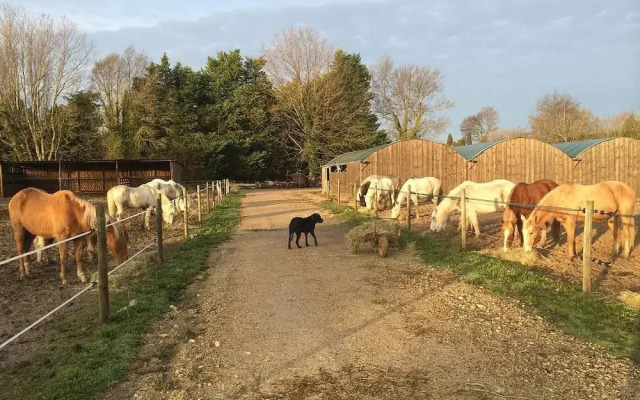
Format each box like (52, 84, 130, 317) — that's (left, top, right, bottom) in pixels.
(322, 139, 468, 195)
(0, 159, 184, 198)
(554, 137, 640, 195)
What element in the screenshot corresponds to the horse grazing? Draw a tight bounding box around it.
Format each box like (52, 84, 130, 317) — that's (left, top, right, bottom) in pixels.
(8, 188, 128, 284)
(107, 184, 175, 230)
(522, 181, 636, 259)
(502, 180, 561, 252)
(146, 178, 187, 212)
(358, 175, 399, 210)
(430, 179, 515, 236)
(391, 177, 442, 219)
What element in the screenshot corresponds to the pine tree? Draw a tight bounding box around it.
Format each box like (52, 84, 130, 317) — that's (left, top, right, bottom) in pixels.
(445, 133, 453, 146)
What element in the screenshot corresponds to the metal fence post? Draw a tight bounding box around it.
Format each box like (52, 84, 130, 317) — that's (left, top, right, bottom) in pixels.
(407, 184, 412, 230)
(197, 184, 202, 222)
(96, 204, 109, 324)
(183, 186, 189, 239)
(460, 188, 467, 249)
(156, 193, 163, 263)
(582, 200, 594, 293)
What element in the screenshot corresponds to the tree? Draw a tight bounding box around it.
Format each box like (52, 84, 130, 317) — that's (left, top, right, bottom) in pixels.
(529, 92, 596, 142)
(445, 133, 453, 146)
(453, 138, 466, 146)
(0, 5, 93, 160)
(619, 114, 640, 139)
(59, 90, 104, 160)
(460, 106, 499, 143)
(91, 46, 148, 158)
(370, 55, 453, 140)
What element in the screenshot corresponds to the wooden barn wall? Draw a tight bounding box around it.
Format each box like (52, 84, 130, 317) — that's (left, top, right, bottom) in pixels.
(570, 138, 640, 195)
(466, 138, 576, 185)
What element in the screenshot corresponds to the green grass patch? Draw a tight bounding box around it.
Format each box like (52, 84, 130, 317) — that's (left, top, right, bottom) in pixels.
(322, 201, 640, 364)
(322, 200, 372, 225)
(0, 194, 242, 400)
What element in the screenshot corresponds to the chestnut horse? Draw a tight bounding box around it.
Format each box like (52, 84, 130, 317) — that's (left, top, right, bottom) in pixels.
(8, 188, 129, 284)
(522, 181, 636, 259)
(502, 180, 561, 252)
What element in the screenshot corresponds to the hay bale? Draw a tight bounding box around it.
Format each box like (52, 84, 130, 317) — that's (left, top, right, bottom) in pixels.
(346, 220, 400, 253)
(618, 290, 640, 310)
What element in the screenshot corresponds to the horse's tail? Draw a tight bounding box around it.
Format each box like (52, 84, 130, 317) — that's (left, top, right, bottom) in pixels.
(107, 188, 118, 218)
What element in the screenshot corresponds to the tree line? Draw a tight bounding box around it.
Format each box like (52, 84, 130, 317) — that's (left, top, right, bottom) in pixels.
(1, 5, 638, 179)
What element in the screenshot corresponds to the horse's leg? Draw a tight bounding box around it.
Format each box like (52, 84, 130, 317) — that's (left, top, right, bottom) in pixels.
(311, 231, 318, 246)
(504, 222, 515, 252)
(412, 194, 419, 219)
(143, 208, 151, 230)
(13, 227, 27, 278)
(470, 210, 480, 237)
(73, 238, 88, 283)
(563, 219, 576, 259)
(57, 240, 69, 284)
(516, 216, 523, 245)
(304, 232, 309, 246)
(609, 217, 620, 256)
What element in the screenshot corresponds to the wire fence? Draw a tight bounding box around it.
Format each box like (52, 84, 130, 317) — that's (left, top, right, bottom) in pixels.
(0, 178, 230, 352)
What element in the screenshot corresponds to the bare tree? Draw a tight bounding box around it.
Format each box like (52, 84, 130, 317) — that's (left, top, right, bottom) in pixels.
(460, 106, 499, 143)
(529, 92, 597, 142)
(262, 26, 335, 86)
(91, 46, 148, 157)
(0, 5, 93, 160)
(370, 55, 453, 140)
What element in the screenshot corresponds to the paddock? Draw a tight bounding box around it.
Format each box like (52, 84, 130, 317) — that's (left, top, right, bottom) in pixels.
(0, 159, 184, 198)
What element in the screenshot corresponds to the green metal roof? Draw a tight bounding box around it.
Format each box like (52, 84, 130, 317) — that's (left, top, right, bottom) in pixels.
(553, 138, 614, 158)
(452, 140, 505, 161)
(324, 143, 391, 167)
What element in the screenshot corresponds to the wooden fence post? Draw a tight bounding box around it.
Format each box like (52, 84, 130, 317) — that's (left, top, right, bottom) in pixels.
(96, 204, 109, 324)
(183, 186, 189, 239)
(212, 181, 216, 207)
(374, 185, 379, 218)
(460, 188, 467, 249)
(197, 184, 202, 222)
(407, 184, 412, 230)
(206, 182, 210, 213)
(327, 181, 330, 199)
(337, 179, 341, 204)
(226, 179, 230, 195)
(582, 200, 594, 293)
(156, 193, 163, 263)
(217, 181, 222, 203)
(353, 182, 357, 210)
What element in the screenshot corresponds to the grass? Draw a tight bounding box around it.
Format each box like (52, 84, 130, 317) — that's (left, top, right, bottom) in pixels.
(322, 200, 640, 364)
(0, 194, 242, 400)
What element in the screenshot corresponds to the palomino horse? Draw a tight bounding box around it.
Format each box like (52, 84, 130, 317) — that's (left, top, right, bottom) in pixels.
(430, 179, 515, 236)
(358, 175, 399, 210)
(107, 184, 175, 230)
(391, 177, 442, 219)
(522, 181, 636, 259)
(8, 188, 128, 284)
(502, 180, 561, 252)
(146, 178, 187, 212)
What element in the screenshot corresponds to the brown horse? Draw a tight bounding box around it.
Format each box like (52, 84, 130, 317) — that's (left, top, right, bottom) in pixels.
(522, 181, 636, 259)
(502, 180, 561, 252)
(8, 188, 129, 284)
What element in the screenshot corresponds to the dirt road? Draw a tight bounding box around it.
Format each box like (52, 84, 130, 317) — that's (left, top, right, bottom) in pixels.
(106, 189, 639, 399)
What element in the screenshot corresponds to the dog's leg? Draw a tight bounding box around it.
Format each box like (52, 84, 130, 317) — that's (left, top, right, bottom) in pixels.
(311, 231, 318, 246)
(288, 232, 293, 249)
(305, 232, 310, 246)
(295, 232, 302, 248)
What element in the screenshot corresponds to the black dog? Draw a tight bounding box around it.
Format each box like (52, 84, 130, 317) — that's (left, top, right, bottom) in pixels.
(288, 213, 324, 249)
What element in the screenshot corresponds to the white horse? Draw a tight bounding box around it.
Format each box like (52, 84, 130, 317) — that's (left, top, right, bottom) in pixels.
(391, 177, 442, 219)
(107, 184, 175, 229)
(146, 178, 186, 211)
(430, 179, 515, 236)
(359, 175, 397, 210)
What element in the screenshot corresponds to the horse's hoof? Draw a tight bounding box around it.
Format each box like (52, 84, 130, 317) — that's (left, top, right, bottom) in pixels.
(79, 275, 88, 283)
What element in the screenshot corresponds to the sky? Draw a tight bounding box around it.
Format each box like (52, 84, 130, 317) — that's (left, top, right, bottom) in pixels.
(7, 0, 640, 141)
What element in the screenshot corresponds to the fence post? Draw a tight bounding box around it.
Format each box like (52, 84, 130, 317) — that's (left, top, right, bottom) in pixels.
(582, 200, 594, 293)
(374, 185, 379, 218)
(96, 204, 109, 324)
(337, 179, 341, 204)
(353, 182, 357, 210)
(183, 186, 189, 239)
(407, 184, 412, 230)
(156, 193, 163, 263)
(212, 181, 216, 208)
(327, 181, 330, 199)
(197, 184, 202, 222)
(460, 188, 467, 249)
(206, 182, 210, 213)
(217, 181, 222, 203)
(226, 179, 230, 195)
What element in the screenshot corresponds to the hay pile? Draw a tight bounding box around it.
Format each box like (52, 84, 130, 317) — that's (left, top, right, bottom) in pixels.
(618, 290, 640, 310)
(346, 220, 400, 253)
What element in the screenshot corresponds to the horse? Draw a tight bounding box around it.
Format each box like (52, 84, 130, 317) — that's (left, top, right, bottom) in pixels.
(107, 184, 175, 230)
(430, 179, 516, 236)
(145, 178, 187, 211)
(8, 188, 129, 284)
(522, 181, 636, 259)
(391, 177, 442, 219)
(501, 180, 561, 252)
(358, 175, 399, 210)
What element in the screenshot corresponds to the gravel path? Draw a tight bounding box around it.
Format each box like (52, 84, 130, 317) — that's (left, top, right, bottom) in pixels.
(105, 189, 640, 399)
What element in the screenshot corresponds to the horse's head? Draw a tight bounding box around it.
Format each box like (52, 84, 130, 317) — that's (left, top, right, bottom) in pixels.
(359, 193, 366, 207)
(430, 206, 448, 232)
(161, 200, 176, 225)
(106, 216, 129, 264)
(177, 196, 187, 212)
(521, 213, 543, 253)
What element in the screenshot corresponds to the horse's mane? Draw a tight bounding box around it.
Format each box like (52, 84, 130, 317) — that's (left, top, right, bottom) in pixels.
(63, 191, 97, 229)
(360, 181, 372, 196)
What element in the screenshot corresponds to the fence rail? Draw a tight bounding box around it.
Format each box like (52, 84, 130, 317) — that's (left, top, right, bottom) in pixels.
(0, 179, 229, 352)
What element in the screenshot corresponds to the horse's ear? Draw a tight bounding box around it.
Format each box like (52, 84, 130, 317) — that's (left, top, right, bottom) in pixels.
(520, 215, 527, 223)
